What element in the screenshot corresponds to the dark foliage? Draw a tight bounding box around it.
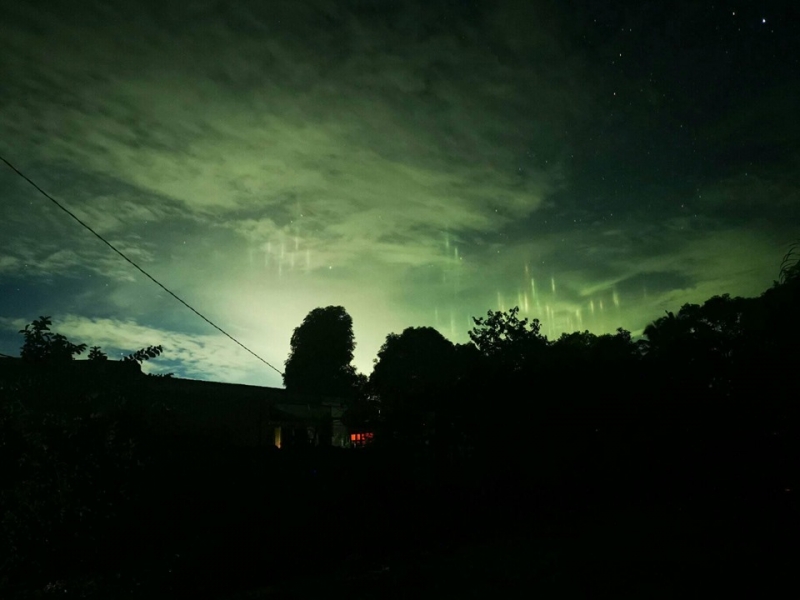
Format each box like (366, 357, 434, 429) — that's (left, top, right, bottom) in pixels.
(18, 316, 86, 364)
(283, 305, 362, 399)
(468, 306, 548, 372)
(4, 253, 800, 597)
(87, 346, 107, 361)
(123, 345, 164, 364)
(371, 327, 456, 413)
(370, 327, 460, 447)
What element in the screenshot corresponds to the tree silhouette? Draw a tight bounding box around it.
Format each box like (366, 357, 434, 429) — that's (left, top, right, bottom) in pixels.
(283, 306, 360, 398)
(370, 326, 471, 451)
(2, 318, 167, 589)
(19, 316, 87, 364)
(87, 346, 108, 361)
(468, 306, 547, 372)
(371, 326, 456, 416)
(643, 295, 751, 385)
(15, 316, 169, 376)
(551, 329, 598, 363)
(123, 345, 164, 364)
(778, 241, 800, 285)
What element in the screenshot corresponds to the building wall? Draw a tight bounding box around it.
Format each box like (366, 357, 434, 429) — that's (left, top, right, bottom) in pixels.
(1, 357, 353, 448)
(143, 376, 351, 448)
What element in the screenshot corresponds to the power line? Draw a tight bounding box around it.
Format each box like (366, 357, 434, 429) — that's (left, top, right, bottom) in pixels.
(1, 154, 284, 377)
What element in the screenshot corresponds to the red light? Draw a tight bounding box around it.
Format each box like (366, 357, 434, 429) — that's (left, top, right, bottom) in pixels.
(350, 432, 374, 445)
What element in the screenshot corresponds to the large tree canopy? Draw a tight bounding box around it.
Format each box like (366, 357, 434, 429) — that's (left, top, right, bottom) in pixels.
(283, 306, 360, 398)
(370, 326, 456, 413)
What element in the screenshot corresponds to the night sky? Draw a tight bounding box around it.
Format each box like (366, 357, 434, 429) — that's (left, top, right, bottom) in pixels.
(1, 0, 798, 386)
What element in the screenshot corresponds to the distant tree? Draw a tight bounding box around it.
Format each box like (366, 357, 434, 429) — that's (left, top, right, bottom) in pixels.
(370, 326, 456, 415)
(88, 346, 108, 361)
(16, 316, 169, 375)
(593, 328, 641, 363)
(468, 306, 547, 371)
(643, 296, 749, 363)
(549, 327, 639, 388)
(19, 316, 87, 364)
(641, 295, 756, 409)
(551, 330, 598, 360)
(283, 306, 361, 398)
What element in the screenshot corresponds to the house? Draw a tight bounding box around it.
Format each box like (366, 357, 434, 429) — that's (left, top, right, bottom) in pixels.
(0, 355, 352, 448)
(139, 374, 352, 448)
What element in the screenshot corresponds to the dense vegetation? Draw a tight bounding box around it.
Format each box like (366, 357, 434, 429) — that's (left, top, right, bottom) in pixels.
(2, 260, 799, 597)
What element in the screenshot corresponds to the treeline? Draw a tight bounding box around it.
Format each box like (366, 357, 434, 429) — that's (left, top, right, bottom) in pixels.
(363, 267, 800, 499)
(2, 262, 799, 596)
(366, 267, 799, 440)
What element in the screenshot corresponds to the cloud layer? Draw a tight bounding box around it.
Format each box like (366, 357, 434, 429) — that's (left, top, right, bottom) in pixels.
(1, 1, 796, 385)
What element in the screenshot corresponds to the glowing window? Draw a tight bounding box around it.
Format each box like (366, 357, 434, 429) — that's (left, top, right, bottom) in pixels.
(350, 432, 374, 447)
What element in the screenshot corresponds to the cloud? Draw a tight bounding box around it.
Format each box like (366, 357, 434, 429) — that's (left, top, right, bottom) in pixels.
(1, 1, 793, 383)
(0, 0, 571, 257)
(0, 314, 283, 386)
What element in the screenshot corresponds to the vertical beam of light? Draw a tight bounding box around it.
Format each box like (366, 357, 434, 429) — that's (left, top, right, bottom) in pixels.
(497, 291, 505, 311)
(545, 304, 554, 340)
(613, 290, 620, 308)
(531, 277, 536, 300)
(576, 308, 582, 326)
(551, 276, 556, 295)
(589, 299, 595, 315)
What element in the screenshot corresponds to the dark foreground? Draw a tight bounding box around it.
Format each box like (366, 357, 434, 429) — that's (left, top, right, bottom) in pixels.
(2, 431, 797, 599)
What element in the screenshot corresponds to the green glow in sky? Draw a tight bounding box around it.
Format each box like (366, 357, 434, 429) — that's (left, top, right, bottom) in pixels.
(1, 1, 797, 386)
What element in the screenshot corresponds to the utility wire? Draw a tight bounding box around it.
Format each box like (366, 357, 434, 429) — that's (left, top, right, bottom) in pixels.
(1, 155, 284, 376)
